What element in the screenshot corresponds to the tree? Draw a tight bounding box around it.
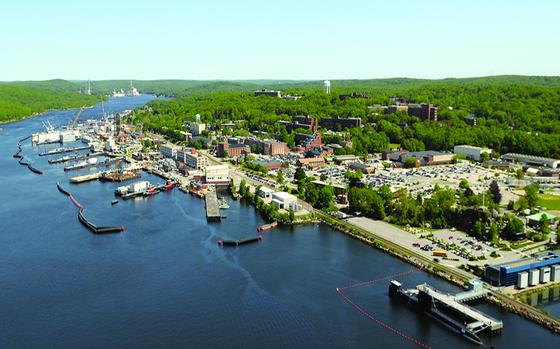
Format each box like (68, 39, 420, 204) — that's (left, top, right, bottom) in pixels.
(239, 179, 247, 197)
(515, 169, 525, 184)
(294, 167, 307, 182)
(276, 171, 285, 184)
(480, 151, 491, 162)
(539, 215, 551, 235)
(459, 179, 470, 190)
(489, 222, 499, 243)
(404, 157, 418, 168)
(524, 184, 539, 209)
(348, 187, 385, 219)
(489, 180, 501, 205)
(504, 215, 525, 238)
(473, 220, 485, 239)
(289, 209, 295, 223)
(316, 186, 335, 210)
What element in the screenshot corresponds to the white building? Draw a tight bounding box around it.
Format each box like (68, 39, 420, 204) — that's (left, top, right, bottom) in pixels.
(258, 187, 274, 199)
(190, 122, 206, 136)
(454, 145, 492, 161)
(205, 165, 229, 184)
(179, 148, 207, 169)
(271, 191, 299, 211)
(160, 145, 178, 160)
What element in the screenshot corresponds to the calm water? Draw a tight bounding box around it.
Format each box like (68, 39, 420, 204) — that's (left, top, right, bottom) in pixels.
(0, 96, 558, 348)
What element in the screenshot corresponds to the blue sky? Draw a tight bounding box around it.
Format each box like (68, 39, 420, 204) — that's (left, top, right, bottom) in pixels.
(1, 0, 559, 80)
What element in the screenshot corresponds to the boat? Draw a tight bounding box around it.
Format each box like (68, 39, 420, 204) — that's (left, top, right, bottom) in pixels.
(257, 221, 278, 232)
(111, 200, 119, 205)
(112, 89, 126, 98)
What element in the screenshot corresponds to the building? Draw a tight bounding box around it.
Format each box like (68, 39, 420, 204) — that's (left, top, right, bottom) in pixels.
(454, 145, 492, 161)
(349, 162, 376, 174)
(298, 157, 325, 168)
(312, 180, 347, 195)
(526, 212, 557, 227)
(254, 160, 283, 171)
(403, 151, 454, 166)
(279, 115, 318, 133)
(271, 191, 299, 211)
(294, 133, 323, 150)
(254, 89, 281, 98)
(217, 142, 250, 158)
(262, 140, 289, 156)
(179, 148, 207, 169)
(501, 153, 560, 169)
(465, 115, 477, 126)
(385, 102, 438, 122)
(407, 103, 438, 121)
(205, 165, 229, 184)
(258, 187, 274, 199)
(484, 250, 560, 287)
(339, 92, 371, 100)
(319, 116, 362, 130)
(160, 144, 179, 160)
(333, 154, 360, 164)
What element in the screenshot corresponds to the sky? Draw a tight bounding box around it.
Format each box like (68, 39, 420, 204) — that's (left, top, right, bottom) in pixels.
(1, 0, 559, 81)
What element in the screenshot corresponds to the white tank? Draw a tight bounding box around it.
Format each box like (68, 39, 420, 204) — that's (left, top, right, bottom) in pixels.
(540, 266, 551, 283)
(529, 269, 540, 286)
(552, 265, 560, 281)
(517, 271, 528, 289)
(323, 80, 331, 94)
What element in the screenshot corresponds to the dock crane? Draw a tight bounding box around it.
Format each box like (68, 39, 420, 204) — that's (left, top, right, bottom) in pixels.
(71, 105, 86, 129)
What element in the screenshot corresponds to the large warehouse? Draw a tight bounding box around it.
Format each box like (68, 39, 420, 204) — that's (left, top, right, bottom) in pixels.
(485, 250, 560, 288)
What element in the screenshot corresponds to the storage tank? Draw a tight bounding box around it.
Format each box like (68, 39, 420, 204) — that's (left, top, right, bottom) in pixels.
(552, 265, 560, 282)
(528, 269, 540, 286)
(517, 271, 528, 289)
(540, 266, 551, 283)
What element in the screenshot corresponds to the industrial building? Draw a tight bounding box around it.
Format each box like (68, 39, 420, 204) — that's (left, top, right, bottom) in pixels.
(271, 192, 301, 211)
(399, 151, 454, 166)
(454, 145, 493, 161)
(485, 250, 560, 288)
(205, 165, 229, 185)
(298, 157, 325, 168)
(501, 153, 560, 169)
(279, 115, 318, 133)
(385, 102, 438, 122)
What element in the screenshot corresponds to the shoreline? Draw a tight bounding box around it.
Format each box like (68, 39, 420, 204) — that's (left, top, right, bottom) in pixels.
(315, 211, 560, 334)
(0, 104, 97, 126)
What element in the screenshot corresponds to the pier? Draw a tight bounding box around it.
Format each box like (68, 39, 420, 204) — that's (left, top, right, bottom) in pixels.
(205, 190, 221, 222)
(70, 172, 103, 183)
(416, 283, 503, 332)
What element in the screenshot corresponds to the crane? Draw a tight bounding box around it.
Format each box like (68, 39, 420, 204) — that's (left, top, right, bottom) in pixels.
(71, 105, 86, 129)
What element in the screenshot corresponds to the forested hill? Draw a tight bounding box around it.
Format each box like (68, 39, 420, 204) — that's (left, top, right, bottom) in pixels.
(0, 81, 98, 123)
(130, 75, 560, 158)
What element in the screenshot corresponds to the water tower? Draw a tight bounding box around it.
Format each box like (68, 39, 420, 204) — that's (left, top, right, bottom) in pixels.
(323, 80, 331, 94)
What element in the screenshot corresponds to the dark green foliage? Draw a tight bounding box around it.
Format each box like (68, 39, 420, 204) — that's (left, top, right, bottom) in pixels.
(524, 184, 540, 209)
(0, 82, 98, 123)
(489, 180, 501, 205)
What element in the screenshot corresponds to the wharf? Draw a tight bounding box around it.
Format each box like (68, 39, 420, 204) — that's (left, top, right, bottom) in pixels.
(205, 191, 221, 222)
(417, 283, 503, 332)
(70, 172, 103, 183)
(39, 146, 91, 156)
(101, 170, 141, 182)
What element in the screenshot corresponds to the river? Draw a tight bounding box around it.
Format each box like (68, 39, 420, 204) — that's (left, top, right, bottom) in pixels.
(0, 96, 558, 348)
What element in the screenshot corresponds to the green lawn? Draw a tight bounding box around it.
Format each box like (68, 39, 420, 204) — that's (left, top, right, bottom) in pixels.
(538, 194, 560, 210)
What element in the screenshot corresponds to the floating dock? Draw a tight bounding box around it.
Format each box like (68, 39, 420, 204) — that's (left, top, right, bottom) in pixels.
(70, 172, 103, 183)
(218, 235, 263, 247)
(48, 152, 104, 164)
(205, 191, 221, 222)
(389, 280, 502, 345)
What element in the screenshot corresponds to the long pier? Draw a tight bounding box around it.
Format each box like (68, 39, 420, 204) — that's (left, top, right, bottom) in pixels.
(205, 191, 221, 222)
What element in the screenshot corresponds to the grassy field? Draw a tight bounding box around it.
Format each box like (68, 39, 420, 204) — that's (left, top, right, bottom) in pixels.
(538, 194, 560, 210)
